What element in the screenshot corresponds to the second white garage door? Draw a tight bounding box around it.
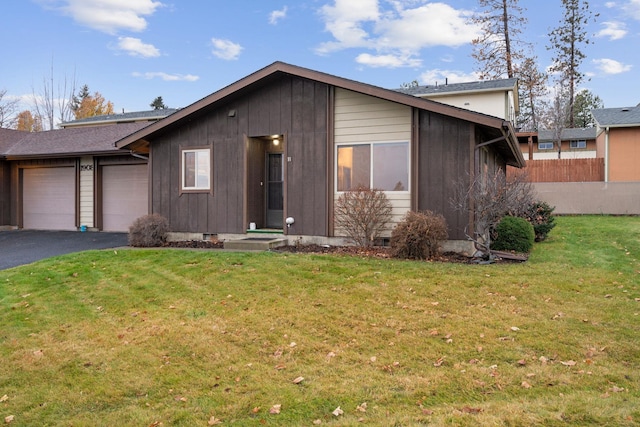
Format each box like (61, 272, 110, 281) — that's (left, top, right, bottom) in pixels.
(102, 164, 148, 232)
(23, 167, 76, 230)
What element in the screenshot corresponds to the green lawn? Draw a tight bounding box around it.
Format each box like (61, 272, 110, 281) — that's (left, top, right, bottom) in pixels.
(1, 216, 638, 426)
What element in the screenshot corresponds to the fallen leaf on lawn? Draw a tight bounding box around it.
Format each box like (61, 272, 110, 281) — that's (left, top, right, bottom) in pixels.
(604, 294, 612, 298)
(510, 326, 520, 331)
(293, 376, 304, 384)
(521, 381, 532, 389)
(356, 402, 367, 412)
(469, 358, 479, 364)
(561, 360, 577, 366)
(269, 404, 281, 414)
(460, 406, 483, 414)
(4, 415, 14, 424)
(252, 407, 260, 413)
(370, 356, 377, 363)
(429, 329, 439, 336)
(332, 406, 344, 416)
(274, 364, 286, 370)
(517, 359, 527, 366)
(313, 420, 322, 425)
(208, 416, 222, 425)
(610, 386, 625, 393)
(433, 357, 445, 367)
(33, 349, 44, 358)
(327, 351, 336, 358)
(289, 342, 297, 348)
(174, 396, 187, 402)
(539, 356, 549, 364)
(422, 409, 434, 415)
(0, 395, 8, 402)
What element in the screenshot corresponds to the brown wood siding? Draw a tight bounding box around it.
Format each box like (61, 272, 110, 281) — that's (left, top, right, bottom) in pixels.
(508, 158, 605, 182)
(149, 75, 329, 235)
(0, 161, 10, 226)
(416, 111, 472, 240)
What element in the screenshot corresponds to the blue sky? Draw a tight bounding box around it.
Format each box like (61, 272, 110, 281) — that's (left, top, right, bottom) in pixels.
(2, 0, 639, 126)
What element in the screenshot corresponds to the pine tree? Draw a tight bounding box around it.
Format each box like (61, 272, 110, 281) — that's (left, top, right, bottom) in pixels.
(547, 0, 597, 128)
(572, 89, 603, 127)
(150, 96, 168, 110)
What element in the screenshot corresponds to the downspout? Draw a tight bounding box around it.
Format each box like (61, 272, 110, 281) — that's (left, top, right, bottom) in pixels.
(604, 127, 610, 183)
(129, 151, 149, 161)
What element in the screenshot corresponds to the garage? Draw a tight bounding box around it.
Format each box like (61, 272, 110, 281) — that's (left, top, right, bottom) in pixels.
(102, 164, 148, 232)
(23, 167, 76, 230)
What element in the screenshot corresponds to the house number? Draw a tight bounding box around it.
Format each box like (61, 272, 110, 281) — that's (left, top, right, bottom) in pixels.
(80, 165, 94, 171)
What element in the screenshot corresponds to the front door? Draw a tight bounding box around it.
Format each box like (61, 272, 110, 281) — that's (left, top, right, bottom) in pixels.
(266, 153, 283, 228)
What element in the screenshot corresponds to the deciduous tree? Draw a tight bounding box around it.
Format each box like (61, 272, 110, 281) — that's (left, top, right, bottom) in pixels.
(15, 110, 43, 132)
(31, 61, 77, 130)
(547, 0, 597, 127)
(0, 89, 19, 128)
(71, 85, 115, 119)
(517, 57, 548, 131)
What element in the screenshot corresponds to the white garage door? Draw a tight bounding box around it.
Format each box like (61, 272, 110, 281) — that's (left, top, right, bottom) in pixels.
(102, 164, 148, 232)
(23, 167, 76, 230)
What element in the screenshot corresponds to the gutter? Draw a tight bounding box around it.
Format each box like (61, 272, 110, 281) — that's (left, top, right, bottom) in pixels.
(605, 127, 610, 182)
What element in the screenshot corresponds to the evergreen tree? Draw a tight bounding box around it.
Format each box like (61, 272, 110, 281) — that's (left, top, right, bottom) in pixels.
(150, 96, 168, 110)
(547, 0, 597, 127)
(573, 89, 603, 127)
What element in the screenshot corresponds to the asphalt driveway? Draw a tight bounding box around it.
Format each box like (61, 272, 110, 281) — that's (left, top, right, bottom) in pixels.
(0, 230, 129, 270)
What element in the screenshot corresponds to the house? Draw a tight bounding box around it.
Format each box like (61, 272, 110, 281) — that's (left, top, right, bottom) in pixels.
(115, 62, 524, 251)
(592, 105, 640, 182)
(0, 123, 150, 231)
(396, 78, 518, 123)
(59, 108, 178, 129)
(518, 128, 597, 160)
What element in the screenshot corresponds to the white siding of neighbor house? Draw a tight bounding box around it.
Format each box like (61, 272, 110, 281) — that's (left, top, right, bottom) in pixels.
(424, 91, 515, 122)
(334, 88, 412, 237)
(532, 151, 597, 160)
(79, 156, 94, 228)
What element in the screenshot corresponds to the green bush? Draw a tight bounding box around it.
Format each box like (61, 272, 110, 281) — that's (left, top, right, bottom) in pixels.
(492, 216, 535, 253)
(523, 201, 556, 242)
(128, 213, 169, 247)
(390, 210, 448, 260)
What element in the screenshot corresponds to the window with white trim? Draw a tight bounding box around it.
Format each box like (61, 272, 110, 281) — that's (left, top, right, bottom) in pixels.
(570, 140, 586, 149)
(538, 142, 554, 150)
(337, 141, 409, 192)
(181, 148, 211, 191)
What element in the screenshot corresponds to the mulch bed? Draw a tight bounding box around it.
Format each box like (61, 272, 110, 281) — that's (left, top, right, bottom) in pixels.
(162, 240, 525, 264)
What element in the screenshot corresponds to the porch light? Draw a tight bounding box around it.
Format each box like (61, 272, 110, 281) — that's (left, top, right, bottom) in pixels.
(273, 138, 280, 146)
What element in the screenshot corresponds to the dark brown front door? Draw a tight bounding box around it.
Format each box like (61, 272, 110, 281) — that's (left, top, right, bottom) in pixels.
(266, 153, 283, 229)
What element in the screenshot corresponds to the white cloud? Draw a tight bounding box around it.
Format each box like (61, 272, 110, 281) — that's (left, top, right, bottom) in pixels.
(623, 0, 640, 19)
(605, 1, 616, 7)
(593, 58, 632, 74)
(132, 71, 199, 81)
(316, 1, 479, 68)
(117, 37, 160, 57)
(269, 6, 288, 25)
(596, 21, 627, 40)
(419, 69, 480, 85)
(356, 53, 421, 68)
(211, 38, 243, 60)
(59, 0, 163, 34)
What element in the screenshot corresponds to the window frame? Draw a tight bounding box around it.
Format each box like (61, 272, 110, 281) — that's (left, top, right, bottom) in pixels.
(335, 140, 410, 193)
(180, 145, 213, 194)
(570, 139, 587, 149)
(538, 142, 554, 150)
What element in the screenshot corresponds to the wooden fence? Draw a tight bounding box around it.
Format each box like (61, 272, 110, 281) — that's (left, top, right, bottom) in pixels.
(508, 158, 604, 182)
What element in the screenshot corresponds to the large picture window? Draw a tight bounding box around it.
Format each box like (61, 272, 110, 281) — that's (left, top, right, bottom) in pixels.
(181, 148, 211, 192)
(337, 142, 409, 192)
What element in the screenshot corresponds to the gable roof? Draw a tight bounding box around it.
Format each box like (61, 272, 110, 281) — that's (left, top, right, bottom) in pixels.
(395, 78, 518, 98)
(538, 127, 597, 141)
(2, 122, 150, 160)
(116, 62, 524, 167)
(592, 105, 640, 127)
(60, 108, 178, 128)
(0, 128, 28, 158)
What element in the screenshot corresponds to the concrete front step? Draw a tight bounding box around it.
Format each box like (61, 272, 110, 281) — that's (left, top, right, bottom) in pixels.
(223, 237, 287, 251)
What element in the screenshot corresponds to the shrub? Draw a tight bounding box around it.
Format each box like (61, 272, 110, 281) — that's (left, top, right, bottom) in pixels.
(128, 214, 169, 247)
(522, 201, 556, 242)
(390, 210, 448, 260)
(492, 216, 535, 253)
(334, 186, 392, 247)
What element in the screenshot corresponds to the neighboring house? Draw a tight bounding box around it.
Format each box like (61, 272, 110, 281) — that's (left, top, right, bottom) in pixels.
(396, 78, 518, 124)
(519, 128, 597, 160)
(0, 123, 150, 232)
(592, 105, 640, 182)
(116, 62, 524, 250)
(60, 108, 178, 128)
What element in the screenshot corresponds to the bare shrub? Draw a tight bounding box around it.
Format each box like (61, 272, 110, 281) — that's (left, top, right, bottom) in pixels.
(334, 186, 392, 247)
(390, 210, 448, 260)
(128, 214, 169, 247)
(450, 169, 536, 256)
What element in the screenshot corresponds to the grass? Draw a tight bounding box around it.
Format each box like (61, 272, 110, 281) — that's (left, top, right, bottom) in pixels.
(0, 216, 638, 426)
